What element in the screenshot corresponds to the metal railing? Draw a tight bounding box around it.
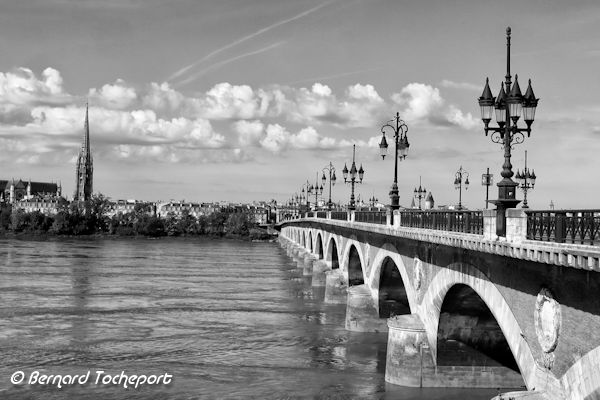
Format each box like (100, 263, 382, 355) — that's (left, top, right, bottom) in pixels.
(330, 211, 348, 221)
(399, 210, 483, 235)
(354, 211, 387, 225)
(526, 209, 600, 245)
(316, 211, 327, 218)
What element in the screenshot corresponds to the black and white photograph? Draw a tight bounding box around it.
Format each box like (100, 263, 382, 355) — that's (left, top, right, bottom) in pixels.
(0, 1, 599, 399)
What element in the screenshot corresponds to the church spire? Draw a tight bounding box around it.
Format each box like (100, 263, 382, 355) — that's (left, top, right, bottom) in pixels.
(83, 102, 90, 153)
(74, 102, 93, 201)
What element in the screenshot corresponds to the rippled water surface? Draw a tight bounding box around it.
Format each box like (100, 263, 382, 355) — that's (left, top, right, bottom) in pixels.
(0, 238, 500, 399)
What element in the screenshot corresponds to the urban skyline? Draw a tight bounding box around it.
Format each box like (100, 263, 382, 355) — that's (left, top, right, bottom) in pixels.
(0, 1, 598, 208)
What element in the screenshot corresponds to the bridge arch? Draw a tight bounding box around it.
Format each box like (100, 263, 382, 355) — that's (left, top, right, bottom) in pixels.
(561, 344, 600, 398)
(308, 231, 313, 252)
(421, 262, 539, 390)
(347, 244, 364, 286)
(301, 230, 306, 247)
(315, 233, 324, 259)
(436, 283, 521, 375)
(326, 237, 340, 269)
(368, 244, 417, 315)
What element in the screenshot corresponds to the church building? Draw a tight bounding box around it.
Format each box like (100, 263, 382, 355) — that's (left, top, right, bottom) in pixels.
(0, 179, 61, 203)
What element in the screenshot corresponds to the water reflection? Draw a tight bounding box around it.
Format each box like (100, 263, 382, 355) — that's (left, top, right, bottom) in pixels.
(70, 254, 92, 350)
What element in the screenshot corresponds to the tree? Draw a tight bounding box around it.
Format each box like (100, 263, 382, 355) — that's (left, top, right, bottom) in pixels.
(10, 209, 28, 232)
(28, 210, 53, 232)
(51, 211, 72, 235)
(0, 204, 12, 231)
(225, 212, 254, 236)
(164, 212, 181, 236)
(86, 193, 111, 232)
(177, 210, 199, 235)
(207, 211, 228, 235)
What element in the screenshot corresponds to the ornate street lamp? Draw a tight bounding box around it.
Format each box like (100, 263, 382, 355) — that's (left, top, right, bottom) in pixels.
(454, 166, 470, 210)
(515, 150, 536, 208)
(379, 112, 409, 210)
(321, 162, 337, 210)
(481, 168, 494, 209)
(414, 176, 426, 210)
(478, 27, 539, 236)
(300, 182, 310, 214)
(343, 144, 364, 210)
(308, 172, 324, 211)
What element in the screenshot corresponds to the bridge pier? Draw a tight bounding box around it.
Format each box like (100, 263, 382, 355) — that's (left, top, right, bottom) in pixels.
(285, 243, 294, 257)
(385, 314, 434, 386)
(345, 284, 388, 333)
(324, 269, 347, 304)
(290, 246, 302, 259)
(311, 260, 330, 286)
(302, 254, 315, 276)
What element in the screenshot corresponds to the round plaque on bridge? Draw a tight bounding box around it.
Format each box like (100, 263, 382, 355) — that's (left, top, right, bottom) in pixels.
(534, 287, 561, 354)
(413, 257, 423, 291)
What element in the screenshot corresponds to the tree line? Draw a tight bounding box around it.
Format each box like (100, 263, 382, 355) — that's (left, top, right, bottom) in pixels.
(0, 194, 271, 239)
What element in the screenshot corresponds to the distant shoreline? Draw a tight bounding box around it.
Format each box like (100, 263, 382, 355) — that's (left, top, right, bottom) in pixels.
(0, 230, 278, 242)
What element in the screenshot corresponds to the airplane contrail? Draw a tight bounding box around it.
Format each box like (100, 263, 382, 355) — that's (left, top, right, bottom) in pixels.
(167, 0, 335, 82)
(174, 42, 286, 87)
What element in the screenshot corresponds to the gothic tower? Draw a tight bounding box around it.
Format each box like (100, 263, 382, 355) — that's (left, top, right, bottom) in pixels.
(74, 103, 93, 201)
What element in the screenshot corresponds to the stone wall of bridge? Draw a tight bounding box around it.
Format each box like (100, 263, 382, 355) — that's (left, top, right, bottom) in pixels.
(280, 220, 600, 400)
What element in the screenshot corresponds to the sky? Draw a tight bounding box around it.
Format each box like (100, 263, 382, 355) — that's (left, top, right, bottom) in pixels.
(0, 0, 599, 209)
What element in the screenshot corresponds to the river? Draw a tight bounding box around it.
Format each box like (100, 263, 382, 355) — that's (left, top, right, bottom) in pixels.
(0, 237, 501, 399)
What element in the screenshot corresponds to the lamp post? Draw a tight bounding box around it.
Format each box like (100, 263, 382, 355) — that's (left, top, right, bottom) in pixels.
(515, 150, 536, 208)
(478, 27, 539, 236)
(295, 193, 304, 216)
(481, 168, 494, 209)
(379, 112, 409, 210)
(321, 162, 337, 210)
(308, 172, 324, 211)
(343, 144, 364, 210)
(454, 166, 470, 210)
(414, 176, 426, 210)
(301, 181, 312, 212)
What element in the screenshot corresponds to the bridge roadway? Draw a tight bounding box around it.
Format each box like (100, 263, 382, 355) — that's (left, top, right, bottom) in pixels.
(277, 209, 600, 400)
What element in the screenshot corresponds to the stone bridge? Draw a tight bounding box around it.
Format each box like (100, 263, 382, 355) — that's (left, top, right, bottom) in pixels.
(277, 209, 600, 400)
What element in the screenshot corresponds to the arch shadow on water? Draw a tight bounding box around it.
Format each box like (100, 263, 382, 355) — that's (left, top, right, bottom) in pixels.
(327, 238, 339, 269)
(315, 233, 324, 260)
(347, 245, 363, 286)
(378, 257, 410, 318)
(437, 284, 522, 376)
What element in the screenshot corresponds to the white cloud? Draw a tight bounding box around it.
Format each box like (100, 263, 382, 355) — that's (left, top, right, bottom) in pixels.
(0, 67, 72, 107)
(290, 126, 335, 149)
(233, 119, 264, 146)
(445, 105, 479, 130)
(390, 82, 478, 130)
(257, 124, 338, 153)
(89, 79, 137, 109)
(142, 82, 185, 116)
(260, 124, 289, 153)
(392, 83, 444, 121)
